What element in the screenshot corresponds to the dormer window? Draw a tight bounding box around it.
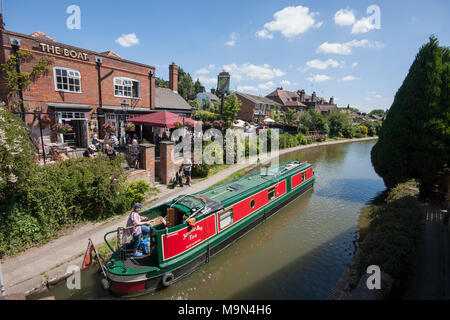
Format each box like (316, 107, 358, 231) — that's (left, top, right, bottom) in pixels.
(114, 77, 140, 98)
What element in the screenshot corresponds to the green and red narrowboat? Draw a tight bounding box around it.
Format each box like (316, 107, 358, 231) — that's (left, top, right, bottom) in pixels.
(99, 160, 315, 297)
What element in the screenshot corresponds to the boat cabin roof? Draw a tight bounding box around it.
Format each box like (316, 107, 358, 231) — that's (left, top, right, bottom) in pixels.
(195, 161, 311, 206)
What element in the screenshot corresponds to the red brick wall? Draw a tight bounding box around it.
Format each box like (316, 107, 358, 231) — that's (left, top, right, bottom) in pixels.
(0, 30, 156, 115)
(236, 94, 255, 122)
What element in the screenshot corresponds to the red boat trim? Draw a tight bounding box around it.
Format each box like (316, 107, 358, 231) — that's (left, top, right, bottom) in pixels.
(109, 279, 147, 295)
(161, 214, 217, 261)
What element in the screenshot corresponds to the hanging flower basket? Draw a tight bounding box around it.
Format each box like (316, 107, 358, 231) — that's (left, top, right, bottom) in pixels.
(102, 123, 116, 134)
(40, 114, 51, 128)
(52, 123, 73, 134)
(174, 122, 183, 128)
(125, 122, 135, 131)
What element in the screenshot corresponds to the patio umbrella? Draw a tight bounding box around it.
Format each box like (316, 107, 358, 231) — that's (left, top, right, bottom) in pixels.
(128, 111, 196, 128)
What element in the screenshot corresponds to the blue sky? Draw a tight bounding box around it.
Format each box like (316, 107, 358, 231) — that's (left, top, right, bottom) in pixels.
(3, 0, 450, 112)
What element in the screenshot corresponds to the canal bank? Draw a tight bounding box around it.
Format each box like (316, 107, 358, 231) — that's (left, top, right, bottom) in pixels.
(1, 137, 378, 298)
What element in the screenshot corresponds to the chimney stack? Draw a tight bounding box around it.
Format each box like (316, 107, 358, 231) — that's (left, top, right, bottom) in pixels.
(169, 62, 178, 93)
(297, 89, 305, 102)
(329, 96, 334, 105)
(211, 88, 216, 95)
(311, 91, 316, 102)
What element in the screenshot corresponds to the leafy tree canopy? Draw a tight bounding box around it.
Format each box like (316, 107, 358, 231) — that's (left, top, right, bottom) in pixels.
(371, 36, 450, 191)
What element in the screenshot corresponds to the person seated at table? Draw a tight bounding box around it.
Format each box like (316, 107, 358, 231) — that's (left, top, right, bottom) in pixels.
(52, 149, 69, 162)
(83, 145, 97, 158)
(92, 134, 104, 150)
(126, 203, 151, 257)
(104, 143, 117, 160)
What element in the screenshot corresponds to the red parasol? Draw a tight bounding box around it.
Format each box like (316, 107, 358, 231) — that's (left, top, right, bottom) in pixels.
(128, 111, 196, 128)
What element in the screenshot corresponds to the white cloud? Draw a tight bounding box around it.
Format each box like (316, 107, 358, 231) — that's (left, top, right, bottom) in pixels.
(280, 80, 291, 86)
(256, 5, 322, 39)
(340, 75, 359, 81)
(305, 59, 341, 70)
(334, 8, 356, 26)
(197, 76, 217, 87)
(208, 64, 215, 69)
(226, 32, 239, 46)
(316, 39, 384, 55)
(115, 33, 139, 47)
(307, 74, 332, 83)
(237, 86, 259, 92)
(255, 29, 274, 39)
(375, 94, 383, 99)
(258, 81, 275, 90)
(352, 17, 376, 34)
(195, 68, 210, 75)
(222, 63, 285, 82)
(351, 62, 358, 68)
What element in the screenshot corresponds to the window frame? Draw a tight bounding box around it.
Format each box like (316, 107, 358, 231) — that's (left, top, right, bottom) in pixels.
(53, 67, 82, 93)
(219, 208, 234, 230)
(114, 76, 140, 99)
(268, 187, 276, 202)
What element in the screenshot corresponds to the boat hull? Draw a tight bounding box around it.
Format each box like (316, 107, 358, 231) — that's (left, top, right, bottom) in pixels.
(107, 180, 314, 297)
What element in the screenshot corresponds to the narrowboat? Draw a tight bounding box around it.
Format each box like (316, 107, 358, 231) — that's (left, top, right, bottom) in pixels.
(98, 160, 315, 297)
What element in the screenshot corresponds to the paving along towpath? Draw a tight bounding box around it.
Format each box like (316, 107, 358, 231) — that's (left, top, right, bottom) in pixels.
(1, 137, 377, 297)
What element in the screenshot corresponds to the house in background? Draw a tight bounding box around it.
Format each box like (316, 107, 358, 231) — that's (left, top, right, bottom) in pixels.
(265, 88, 307, 112)
(266, 88, 337, 116)
(235, 92, 283, 122)
(196, 87, 219, 110)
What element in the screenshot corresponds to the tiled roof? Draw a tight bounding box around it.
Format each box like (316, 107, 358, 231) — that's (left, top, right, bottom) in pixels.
(236, 92, 282, 106)
(101, 50, 123, 59)
(30, 31, 55, 42)
(266, 89, 306, 107)
(155, 88, 193, 111)
(316, 104, 338, 112)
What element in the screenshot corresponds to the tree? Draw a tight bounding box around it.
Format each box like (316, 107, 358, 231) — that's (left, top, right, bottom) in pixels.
(327, 111, 353, 137)
(194, 78, 202, 94)
(1, 50, 53, 113)
(177, 67, 195, 101)
(371, 36, 450, 194)
(369, 109, 387, 117)
(222, 93, 242, 121)
(283, 108, 297, 122)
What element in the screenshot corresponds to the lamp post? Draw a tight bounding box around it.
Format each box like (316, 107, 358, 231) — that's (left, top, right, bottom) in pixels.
(34, 107, 46, 164)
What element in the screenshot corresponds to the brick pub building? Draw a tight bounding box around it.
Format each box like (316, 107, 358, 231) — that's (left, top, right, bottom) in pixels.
(0, 15, 191, 151)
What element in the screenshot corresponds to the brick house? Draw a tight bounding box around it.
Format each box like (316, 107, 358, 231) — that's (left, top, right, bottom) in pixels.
(235, 92, 283, 122)
(0, 18, 192, 150)
(266, 87, 337, 115)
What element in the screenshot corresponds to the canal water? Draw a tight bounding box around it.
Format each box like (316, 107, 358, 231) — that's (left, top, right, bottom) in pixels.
(32, 140, 385, 300)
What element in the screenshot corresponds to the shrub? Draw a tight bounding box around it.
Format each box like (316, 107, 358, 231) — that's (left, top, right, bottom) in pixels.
(358, 125, 368, 136)
(354, 180, 424, 291)
(126, 180, 150, 206)
(0, 156, 141, 257)
(192, 163, 211, 178)
(295, 132, 307, 145)
(354, 133, 364, 138)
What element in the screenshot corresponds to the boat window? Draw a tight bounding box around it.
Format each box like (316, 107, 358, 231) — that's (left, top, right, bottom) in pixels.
(302, 172, 306, 181)
(250, 199, 255, 208)
(219, 209, 233, 229)
(268, 187, 276, 201)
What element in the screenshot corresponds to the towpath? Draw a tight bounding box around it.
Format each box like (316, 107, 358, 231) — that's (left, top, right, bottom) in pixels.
(0, 137, 377, 297)
(403, 204, 450, 299)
